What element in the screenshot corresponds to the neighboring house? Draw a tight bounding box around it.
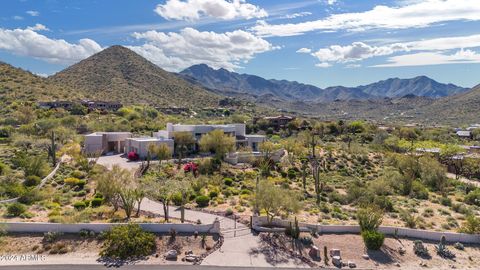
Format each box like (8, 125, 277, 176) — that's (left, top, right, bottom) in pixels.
(81, 100, 123, 111)
(155, 123, 265, 152)
(456, 130, 472, 139)
(38, 100, 122, 111)
(254, 115, 296, 130)
(38, 101, 74, 110)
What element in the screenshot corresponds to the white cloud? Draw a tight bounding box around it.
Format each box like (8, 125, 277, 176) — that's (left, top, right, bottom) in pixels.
(326, 0, 338, 5)
(27, 24, 49, 31)
(252, 0, 480, 37)
(373, 49, 480, 67)
(315, 62, 332, 68)
(26, 10, 40, 16)
(154, 0, 267, 21)
(0, 26, 102, 64)
(296, 47, 311, 53)
(284, 12, 312, 19)
(13, 16, 23, 20)
(311, 42, 408, 63)
(307, 33, 480, 66)
(129, 27, 276, 71)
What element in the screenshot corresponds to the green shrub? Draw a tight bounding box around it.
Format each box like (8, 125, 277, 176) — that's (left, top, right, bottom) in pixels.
(209, 191, 218, 199)
(17, 189, 41, 205)
(361, 230, 385, 250)
(71, 170, 86, 179)
(225, 208, 233, 216)
(91, 198, 103, 208)
(195, 195, 210, 208)
(64, 177, 80, 186)
(43, 231, 63, 243)
(6, 202, 27, 217)
(465, 189, 480, 206)
(100, 224, 156, 259)
(224, 178, 233, 186)
(287, 168, 297, 179)
(411, 181, 429, 200)
(440, 196, 452, 206)
(171, 192, 182, 206)
(24, 175, 41, 187)
(73, 201, 86, 210)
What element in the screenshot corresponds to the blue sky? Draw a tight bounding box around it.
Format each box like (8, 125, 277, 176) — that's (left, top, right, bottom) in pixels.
(1, 0, 480, 88)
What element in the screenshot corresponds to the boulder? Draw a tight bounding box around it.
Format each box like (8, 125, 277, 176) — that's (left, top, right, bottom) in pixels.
(332, 256, 342, 267)
(165, 250, 178, 260)
(348, 261, 356, 268)
(362, 254, 370, 260)
(330, 248, 341, 257)
(309, 245, 321, 261)
(185, 255, 200, 262)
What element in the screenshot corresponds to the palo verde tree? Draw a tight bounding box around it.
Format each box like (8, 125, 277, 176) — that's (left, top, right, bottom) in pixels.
(143, 174, 178, 222)
(346, 121, 365, 150)
(96, 165, 142, 219)
(254, 180, 301, 224)
(147, 143, 172, 165)
(172, 131, 195, 169)
(199, 129, 236, 160)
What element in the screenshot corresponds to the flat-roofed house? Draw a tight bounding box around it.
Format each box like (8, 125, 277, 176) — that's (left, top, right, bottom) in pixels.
(456, 130, 472, 139)
(84, 132, 132, 155)
(84, 132, 174, 159)
(125, 137, 174, 159)
(155, 123, 266, 152)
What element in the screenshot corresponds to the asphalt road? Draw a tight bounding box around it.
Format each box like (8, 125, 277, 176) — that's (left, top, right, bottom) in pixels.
(0, 265, 314, 270)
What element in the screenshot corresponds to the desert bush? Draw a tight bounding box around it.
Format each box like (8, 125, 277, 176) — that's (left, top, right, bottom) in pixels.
(411, 181, 429, 200)
(43, 231, 63, 243)
(459, 215, 480, 234)
(361, 230, 385, 250)
(225, 208, 233, 216)
(64, 177, 80, 186)
(224, 178, 233, 186)
(357, 204, 383, 232)
(17, 189, 41, 204)
(413, 240, 430, 257)
(465, 189, 480, 206)
(91, 197, 103, 208)
(6, 202, 27, 217)
(73, 201, 86, 210)
(195, 195, 210, 207)
(24, 175, 41, 187)
(100, 224, 156, 259)
(208, 190, 218, 199)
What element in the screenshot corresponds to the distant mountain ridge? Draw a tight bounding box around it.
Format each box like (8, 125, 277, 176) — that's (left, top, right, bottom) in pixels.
(180, 64, 468, 102)
(49, 46, 220, 107)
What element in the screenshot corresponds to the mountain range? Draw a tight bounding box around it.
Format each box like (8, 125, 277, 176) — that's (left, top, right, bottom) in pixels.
(49, 46, 220, 107)
(0, 45, 478, 125)
(180, 64, 468, 103)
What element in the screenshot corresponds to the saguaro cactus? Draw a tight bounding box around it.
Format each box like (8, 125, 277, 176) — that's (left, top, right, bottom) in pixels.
(48, 131, 57, 166)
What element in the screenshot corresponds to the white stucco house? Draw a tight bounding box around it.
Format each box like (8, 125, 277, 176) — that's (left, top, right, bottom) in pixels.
(84, 132, 174, 159)
(84, 123, 266, 160)
(154, 123, 266, 152)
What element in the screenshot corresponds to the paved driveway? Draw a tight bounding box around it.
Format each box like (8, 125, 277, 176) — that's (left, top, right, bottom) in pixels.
(141, 199, 309, 268)
(97, 157, 310, 268)
(96, 154, 142, 171)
